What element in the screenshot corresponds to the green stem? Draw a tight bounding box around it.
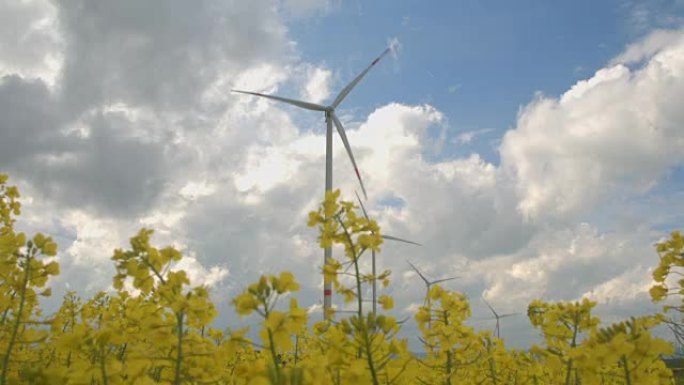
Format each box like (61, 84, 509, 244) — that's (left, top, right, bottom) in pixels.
(141, 256, 166, 285)
(99, 346, 109, 385)
(119, 343, 127, 362)
(565, 314, 580, 385)
(353, 251, 363, 321)
(444, 312, 452, 385)
(262, 300, 282, 383)
(267, 329, 282, 382)
(362, 326, 379, 385)
(351, 242, 368, 363)
(294, 335, 299, 367)
(339, 217, 379, 385)
(1, 250, 32, 385)
(564, 360, 573, 385)
(173, 311, 184, 385)
(336, 216, 363, 318)
(621, 355, 632, 385)
(487, 341, 497, 385)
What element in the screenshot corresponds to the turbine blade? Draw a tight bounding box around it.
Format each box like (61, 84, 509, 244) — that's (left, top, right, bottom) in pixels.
(432, 276, 460, 285)
(499, 313, 520, 319)
(331, 113, 368, 199)
(354, 191, 371, 220)
(331, 47, 391, 108)
(232, 90, 327, 111)
(382, 234, 421, 246)
(482, 298, 499, 318)
(407, 261, 430, 286)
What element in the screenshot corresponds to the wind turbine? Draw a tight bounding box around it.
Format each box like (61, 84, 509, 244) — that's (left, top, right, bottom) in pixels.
(407, 261, 460, 308)
(482, 297, 519, 339)
(233, 48, 392, 319)
(354, 191, 420, 316)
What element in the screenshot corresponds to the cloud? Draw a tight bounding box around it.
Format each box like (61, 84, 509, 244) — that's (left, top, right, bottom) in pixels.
(8, 105, 173, 216)
(581, 266, 652, 304)
(0, 76, 65, 169)
(500, 29, 684, 221)
(0, 0, 309, 301)
(460, 29, 684, 346)
(0, 0, 63, 87)
(622, 0, 684, 32)
(299, 65, 332, 103)
(453, 128, 493, 145)
(611, 29, 684, 65)
(0, 0, 300, 217)
(174, 256, 230, 287)
(57, 0, 292, 114)
(281, 0, 337, 18)
(2, 2, 684, 350)
(482, 223, 649, 302)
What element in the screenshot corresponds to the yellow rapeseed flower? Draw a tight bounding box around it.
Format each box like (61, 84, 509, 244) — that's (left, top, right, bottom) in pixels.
(233, 292, 258, 316)
(378, 295, 394, 310)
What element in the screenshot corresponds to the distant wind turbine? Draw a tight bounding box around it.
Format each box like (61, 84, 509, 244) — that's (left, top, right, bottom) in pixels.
(233, 48, 392, 319)
(482, 297, 519, 339)
(407, 261, 460, 308)
(354, 191, 420, 316)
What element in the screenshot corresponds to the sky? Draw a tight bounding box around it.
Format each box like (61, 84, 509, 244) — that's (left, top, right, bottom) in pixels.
(1, 0, 684, 349)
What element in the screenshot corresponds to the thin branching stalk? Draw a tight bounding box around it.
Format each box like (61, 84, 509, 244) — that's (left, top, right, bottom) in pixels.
(565, 313, 580, 385)
(621, 355, 632, 385)
(173, 311, 184, 385)
(442, 311, 453, 385)
(487, 341, 498, 385)
(337, 215, 381, 384)
(362, 324, 380, 385)
(99, 345, 109, 385)
(1, 248, 33, 385)
(260, 297, 282, 383)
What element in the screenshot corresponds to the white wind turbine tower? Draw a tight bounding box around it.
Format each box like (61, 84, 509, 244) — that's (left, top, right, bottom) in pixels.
(482, 297, 519, 339)
(354, 191, 420, 316)
(233, 48, 392, 319)
(407, 261, 460, 308)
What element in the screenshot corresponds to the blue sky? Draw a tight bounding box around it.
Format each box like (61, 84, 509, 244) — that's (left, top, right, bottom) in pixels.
(1, 0, 684, 349)
(289, 0, 682, 163)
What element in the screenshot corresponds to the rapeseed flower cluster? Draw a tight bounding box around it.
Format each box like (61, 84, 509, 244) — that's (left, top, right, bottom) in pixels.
(0, 175, 678, 384)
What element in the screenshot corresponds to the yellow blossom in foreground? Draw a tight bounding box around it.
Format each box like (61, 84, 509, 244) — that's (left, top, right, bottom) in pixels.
(378, 295, 394, 310)
(0, 175, 677, 385)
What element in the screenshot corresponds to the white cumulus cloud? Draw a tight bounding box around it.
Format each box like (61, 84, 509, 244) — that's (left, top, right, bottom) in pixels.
(500, 30, 684, 221)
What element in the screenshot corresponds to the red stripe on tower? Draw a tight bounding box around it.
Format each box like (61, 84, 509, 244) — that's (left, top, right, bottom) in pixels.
(324, 289, 332, 296)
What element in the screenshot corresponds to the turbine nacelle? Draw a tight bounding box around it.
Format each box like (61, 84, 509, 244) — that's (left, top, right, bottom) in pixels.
(482, 297, 520, 339)
(407, 260, 461, 309)
(230, 47, 393, 201)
